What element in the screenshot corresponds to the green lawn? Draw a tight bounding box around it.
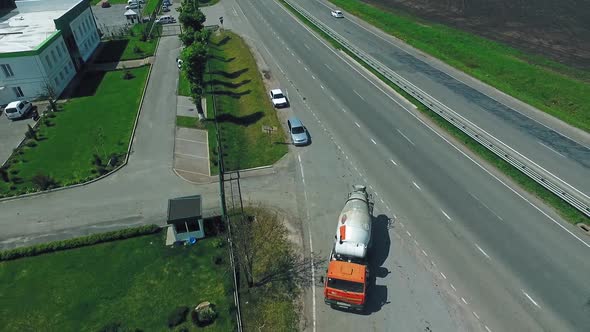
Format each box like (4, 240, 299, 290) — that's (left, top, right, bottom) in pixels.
(0, 66, 149, 196)
(178, 70, 191, 96)
(177, 115, 206, 129)
(329, 0, 590, 133)
(0, 232, 234, 331)
(94, 24, 158, 63)
(206, 31, 288, 173)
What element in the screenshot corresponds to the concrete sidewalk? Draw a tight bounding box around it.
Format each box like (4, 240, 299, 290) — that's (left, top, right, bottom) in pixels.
(173, 96, 212, 183)
(87, 56, 155, 71)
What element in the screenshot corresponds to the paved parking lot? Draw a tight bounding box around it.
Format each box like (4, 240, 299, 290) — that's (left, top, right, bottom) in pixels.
(93, 4, 132, 36)
(0, 110, 36, 165)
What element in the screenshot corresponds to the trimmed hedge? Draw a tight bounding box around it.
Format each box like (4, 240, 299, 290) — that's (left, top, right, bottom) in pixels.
(0, 224, 161, 261)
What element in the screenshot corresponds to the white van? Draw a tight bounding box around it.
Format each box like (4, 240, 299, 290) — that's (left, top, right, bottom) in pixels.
(155, 15, 175, 24)
(4, 100, 32, 120)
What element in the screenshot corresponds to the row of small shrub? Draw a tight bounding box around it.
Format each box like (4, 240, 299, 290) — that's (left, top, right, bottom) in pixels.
(0, 224, 161, 261)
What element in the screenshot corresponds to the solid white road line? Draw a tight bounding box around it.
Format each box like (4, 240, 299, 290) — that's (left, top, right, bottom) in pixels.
(476, 243, 490, 259)
(297, 154, 316, 331)
(522, 290, 541, 308)
(353, 89, 366, 101)
(441, 209, 451, 221)
(397, 129, 415, 145)
(324, 63, 334, 71)
(538, 141, 566, 158)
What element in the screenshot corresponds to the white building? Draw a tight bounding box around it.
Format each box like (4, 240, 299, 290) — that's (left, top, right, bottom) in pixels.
(0, 0, 100, 106)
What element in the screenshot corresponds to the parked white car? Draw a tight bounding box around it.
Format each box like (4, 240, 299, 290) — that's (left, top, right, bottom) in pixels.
(176, 58, 183, 69)
(125, 3, 138, 9)
(155, 15, 176, 24)
(127, 0, 144, 4)
(331, 10, 344, 18)
(4, 100, 32, 120)
(270, 89, 288, 108)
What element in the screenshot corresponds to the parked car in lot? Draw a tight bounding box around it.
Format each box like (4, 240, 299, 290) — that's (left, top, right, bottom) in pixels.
(155, 15, 176, 24)
(270, 88, 288, 108)
(287, 117, 309, 146)
(176, 58, 183, 69)
(163, 0, 171, 6)
(3, 100, 32, 120)
(127, 0, 144, 4)
(162, 5, 170, 12)
(125, 3, 138, 9)
(100, 0, 111, 8)
(331, 10, 344, 18)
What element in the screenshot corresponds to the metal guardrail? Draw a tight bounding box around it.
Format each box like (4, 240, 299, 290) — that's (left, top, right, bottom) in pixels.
(283, 0, 590, 218)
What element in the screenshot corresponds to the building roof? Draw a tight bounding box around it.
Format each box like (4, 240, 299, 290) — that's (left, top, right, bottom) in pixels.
(0, 0, 82, 53)
(167, 195, 202, 224)
(124, 9, 137, 16)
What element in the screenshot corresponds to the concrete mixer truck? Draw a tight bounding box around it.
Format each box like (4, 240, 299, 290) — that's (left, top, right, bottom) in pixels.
(323, 184, 373, 311)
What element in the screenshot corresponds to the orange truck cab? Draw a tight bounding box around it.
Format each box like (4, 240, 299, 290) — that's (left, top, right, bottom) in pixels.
(323, 260, 368, 311)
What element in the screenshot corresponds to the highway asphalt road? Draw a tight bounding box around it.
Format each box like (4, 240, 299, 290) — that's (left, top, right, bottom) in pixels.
(226, 0, 590, 331)
(296, 0, 590, 204)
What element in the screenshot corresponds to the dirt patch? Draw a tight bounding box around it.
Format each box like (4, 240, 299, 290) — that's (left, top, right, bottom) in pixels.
(361, 0, 590, 68)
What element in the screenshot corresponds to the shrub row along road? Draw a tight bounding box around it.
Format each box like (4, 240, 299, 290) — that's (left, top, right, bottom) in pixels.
(230, 0, 589, 330)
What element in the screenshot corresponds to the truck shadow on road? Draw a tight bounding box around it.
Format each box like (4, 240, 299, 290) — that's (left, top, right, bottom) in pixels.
(364, 214, 392, 314)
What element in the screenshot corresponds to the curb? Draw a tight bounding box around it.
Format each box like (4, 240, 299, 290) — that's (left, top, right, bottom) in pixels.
(0, 40, 160, 203)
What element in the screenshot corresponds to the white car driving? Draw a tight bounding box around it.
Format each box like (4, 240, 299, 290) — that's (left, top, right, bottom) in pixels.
(331, 10, 344, 18)
(270, 89, 288, 108)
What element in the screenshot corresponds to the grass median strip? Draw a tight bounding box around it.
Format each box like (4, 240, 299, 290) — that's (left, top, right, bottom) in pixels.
(205, 31, 287, 173)
(281, 2, 590, 226)
(0, 230, 235, 331)
(0, 66, 149, 196)
(329, 0, 590, 133)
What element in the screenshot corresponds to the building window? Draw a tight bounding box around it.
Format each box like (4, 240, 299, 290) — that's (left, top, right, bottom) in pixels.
(45, 55, 52, 68)
(64, 65, 69, 75)
(1, 64, 14, 77)
(59, 71, 65, 81)
(13, 86, 24, 98)
(56, 45, 63, 57)
(51, 49, 58, 63)
(61, 43, 67, 56)
(54, 77, 59, 85)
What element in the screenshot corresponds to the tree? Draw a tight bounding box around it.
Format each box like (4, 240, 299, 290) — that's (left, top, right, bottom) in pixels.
(178, 5, 206, 31)
(39, 81, 59, 112)
(231, 207, 324, 289)
(31, 173, 57, 190)
(181, 42, 208, 101)
(0, 166, 9, 183)
(179, 25, 196, 46)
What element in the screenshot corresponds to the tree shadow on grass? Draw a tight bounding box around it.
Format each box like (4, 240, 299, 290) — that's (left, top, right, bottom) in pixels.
(208, 68, 248, 79)
(213, 35, 231, 46)
(206, 79, 251, 89)
(68, 71, 107, 97)
(216, 111, 263, 126)
(207, 54, 236, 63)
(211, 89, 251, 98)
(93, 40, 129, 63)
